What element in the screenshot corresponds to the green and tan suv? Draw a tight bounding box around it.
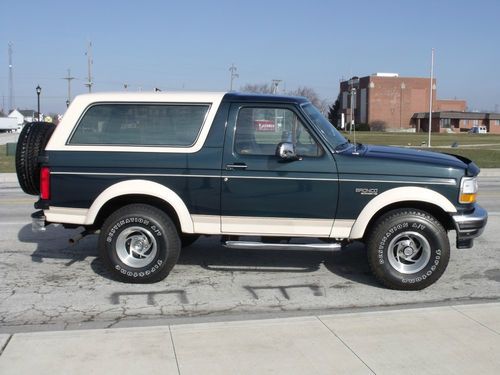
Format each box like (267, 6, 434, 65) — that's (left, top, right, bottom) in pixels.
(16, 92, 487, 290)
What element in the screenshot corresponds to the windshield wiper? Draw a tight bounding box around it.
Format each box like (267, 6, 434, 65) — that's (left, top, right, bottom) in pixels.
(334, 141, 352, 152)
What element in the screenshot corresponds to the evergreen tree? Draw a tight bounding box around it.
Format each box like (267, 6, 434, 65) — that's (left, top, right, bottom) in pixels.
(328, 93, 341, 128)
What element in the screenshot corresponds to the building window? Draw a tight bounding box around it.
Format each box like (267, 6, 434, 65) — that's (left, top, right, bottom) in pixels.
(342, 92, 348, 109)
(440, 118, 451, 128)
(496, 120, 500, 126)
(463, 120, 468, 126)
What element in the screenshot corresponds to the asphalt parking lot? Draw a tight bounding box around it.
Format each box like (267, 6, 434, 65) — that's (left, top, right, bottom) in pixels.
(0, 173, 499, 333)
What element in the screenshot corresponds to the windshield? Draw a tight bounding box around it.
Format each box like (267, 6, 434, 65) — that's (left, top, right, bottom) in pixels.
(301, 103, 347, 149)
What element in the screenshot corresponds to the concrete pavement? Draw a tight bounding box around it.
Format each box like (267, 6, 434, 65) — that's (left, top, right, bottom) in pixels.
(0, 302, 499, 375)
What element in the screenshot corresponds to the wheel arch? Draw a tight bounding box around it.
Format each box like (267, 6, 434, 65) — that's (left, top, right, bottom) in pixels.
(84, 180, 194, 233)
(349, 186, 456, 239)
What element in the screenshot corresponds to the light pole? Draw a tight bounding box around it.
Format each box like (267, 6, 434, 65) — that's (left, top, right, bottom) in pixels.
(428, 48, 435, 147)
(400, 82, 406, 129)
(36, 85, 41, 121)
(350, 87, 356, 134)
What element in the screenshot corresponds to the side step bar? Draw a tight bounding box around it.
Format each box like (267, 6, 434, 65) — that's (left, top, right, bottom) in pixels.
(223, 241, 341, 251)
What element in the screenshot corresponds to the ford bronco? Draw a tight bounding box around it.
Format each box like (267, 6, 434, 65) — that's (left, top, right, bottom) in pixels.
(16, 92, 488, 290)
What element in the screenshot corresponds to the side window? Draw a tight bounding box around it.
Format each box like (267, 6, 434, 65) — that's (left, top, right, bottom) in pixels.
(69, 103, 209, 146)
(234, 107, 323, 157)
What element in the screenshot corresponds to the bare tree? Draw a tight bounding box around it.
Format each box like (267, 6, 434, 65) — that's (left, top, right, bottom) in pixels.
(240, 83, 273, 94)
(240, 83, 331, 116)
(288, 86, 329, 115)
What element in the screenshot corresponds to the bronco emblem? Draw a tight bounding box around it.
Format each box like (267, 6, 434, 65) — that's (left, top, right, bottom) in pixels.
(355, 188, 378, 196)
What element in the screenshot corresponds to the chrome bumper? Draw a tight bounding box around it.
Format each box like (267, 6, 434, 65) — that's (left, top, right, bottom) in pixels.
(452, 204, 488, 249)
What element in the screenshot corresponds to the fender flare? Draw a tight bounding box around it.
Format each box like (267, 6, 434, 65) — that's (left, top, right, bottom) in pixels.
(84, 179, 194, 232)
(349, 186, 456, 239)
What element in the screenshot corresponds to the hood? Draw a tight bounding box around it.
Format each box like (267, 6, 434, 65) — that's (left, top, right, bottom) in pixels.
(364, 145, 466, 167)
(346, 144, 479, 176)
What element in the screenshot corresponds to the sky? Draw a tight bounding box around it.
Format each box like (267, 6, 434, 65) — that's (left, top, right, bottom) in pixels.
(1, 0, 499, 114)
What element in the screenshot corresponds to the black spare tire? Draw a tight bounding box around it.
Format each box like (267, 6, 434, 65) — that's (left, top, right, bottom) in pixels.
(15, 121, 56, 195)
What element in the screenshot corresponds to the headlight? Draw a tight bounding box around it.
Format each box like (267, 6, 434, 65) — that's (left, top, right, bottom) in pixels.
(459, 176, 478, 204)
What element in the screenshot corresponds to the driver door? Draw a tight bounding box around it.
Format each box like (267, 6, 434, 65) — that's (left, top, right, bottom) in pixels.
(220, 103, 338, 237)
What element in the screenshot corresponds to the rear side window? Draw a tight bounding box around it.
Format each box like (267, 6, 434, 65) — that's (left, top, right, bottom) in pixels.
(69, 103, 209, 146)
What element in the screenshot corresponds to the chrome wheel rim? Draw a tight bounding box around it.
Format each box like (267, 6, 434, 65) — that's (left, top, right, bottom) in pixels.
(115, 226, 157, 268)
(387, 231, 431, 274)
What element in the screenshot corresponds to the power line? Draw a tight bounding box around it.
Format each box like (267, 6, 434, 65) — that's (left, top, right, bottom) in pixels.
(8, 42, 14, 111)
(62, 68, 75, 105)
(84, 41, 93, 93)
(271, 79, 282, 94)
(229, 63, 239, 91)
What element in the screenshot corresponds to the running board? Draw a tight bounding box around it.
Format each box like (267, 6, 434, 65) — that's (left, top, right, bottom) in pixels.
(223, 241, 341, 251)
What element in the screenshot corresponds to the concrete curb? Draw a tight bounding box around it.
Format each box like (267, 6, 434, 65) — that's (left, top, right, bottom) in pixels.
(0, 303, 499, 374)
(0, 173, 17, 184)
(479, 168, 500, 177)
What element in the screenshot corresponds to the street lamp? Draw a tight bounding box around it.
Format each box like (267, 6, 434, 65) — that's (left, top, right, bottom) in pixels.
(400, 82, 406, 129)
(350, 87, 356, 134)
(36, 85, 41, 121)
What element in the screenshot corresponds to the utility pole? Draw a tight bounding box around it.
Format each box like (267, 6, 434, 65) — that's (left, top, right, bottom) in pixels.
(62, 68, 75, 105)
(8, 42, 14, 111)
(84, 41, 93, 93)
(428, 48, 435, 148)
(229, 64, 239, 91)
(271, 79, 282, 94)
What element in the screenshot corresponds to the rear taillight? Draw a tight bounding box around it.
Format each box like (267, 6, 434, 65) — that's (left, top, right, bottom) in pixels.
(40, 167, 50, 200)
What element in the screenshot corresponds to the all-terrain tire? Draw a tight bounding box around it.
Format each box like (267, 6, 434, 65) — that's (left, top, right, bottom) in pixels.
(15, 121, 55, 195)
(366, 208, 450, 290)
(98, 204, 181, 283)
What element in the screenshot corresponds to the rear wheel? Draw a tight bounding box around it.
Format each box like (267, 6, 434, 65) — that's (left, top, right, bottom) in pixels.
(15, 121, 55, 195)
(366, 208, 450, 290)
(98, 204, 181, 283)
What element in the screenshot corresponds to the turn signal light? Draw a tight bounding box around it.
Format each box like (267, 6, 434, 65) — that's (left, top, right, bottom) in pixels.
(459, 177, 478, 204)
(40, 166, 51, 200)
(459, 193, 476, 204)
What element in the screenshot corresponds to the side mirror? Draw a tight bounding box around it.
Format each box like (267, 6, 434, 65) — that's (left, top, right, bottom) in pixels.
(276, 142, 300, 162)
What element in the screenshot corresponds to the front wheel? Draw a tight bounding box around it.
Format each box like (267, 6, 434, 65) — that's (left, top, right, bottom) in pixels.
(366, 209, 450, 290)
(98, 204, 181, 283)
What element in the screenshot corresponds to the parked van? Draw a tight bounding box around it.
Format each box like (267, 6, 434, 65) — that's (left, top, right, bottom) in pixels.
(469, 126, 487, 134)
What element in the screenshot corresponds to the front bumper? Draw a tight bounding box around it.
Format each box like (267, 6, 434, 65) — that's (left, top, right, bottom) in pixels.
(452, 204, 488, 249)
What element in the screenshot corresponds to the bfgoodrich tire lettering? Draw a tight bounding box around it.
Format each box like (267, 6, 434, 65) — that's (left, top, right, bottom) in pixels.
(367, 208, 450, 290)
(98, 204, 181, 283)
(15, 121, 55, 195)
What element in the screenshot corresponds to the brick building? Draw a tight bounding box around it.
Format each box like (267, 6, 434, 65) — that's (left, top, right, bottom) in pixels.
(337, 73, 500, 132)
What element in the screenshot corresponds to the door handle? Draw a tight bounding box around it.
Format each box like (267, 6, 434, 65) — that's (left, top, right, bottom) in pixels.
(226, 163, 248, 170)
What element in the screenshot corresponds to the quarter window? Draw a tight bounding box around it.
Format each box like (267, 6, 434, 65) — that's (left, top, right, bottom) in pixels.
(69, 103, 209, 146)
(234, 107, 322, 157)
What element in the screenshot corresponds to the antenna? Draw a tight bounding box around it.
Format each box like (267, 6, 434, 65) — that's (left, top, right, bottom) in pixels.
(62, 68, 75, 105)
(8, 42, 14, 111)
(229, 63, 239, 91)
(84, 41, 93, 93)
